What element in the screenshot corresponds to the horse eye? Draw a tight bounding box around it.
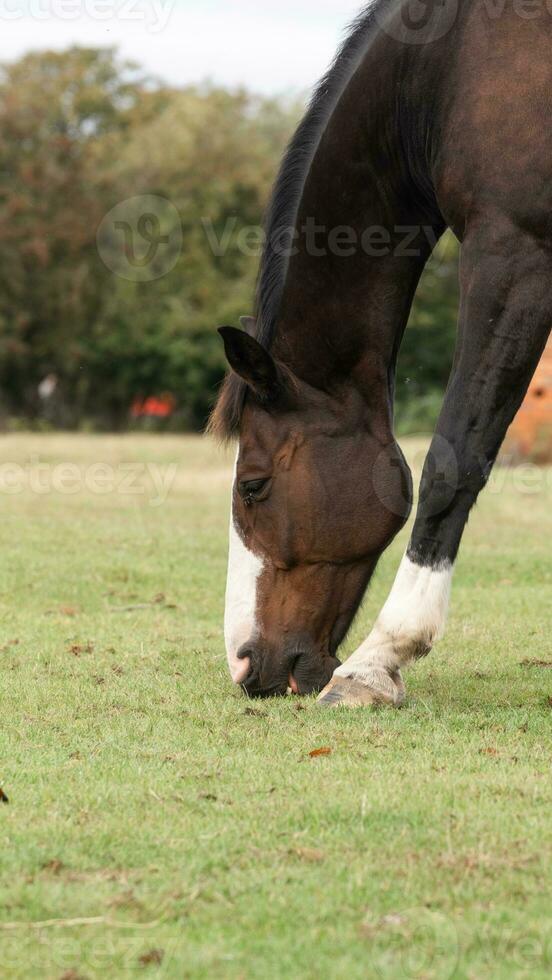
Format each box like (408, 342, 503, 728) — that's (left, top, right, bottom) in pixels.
(238, 478, 269, 503)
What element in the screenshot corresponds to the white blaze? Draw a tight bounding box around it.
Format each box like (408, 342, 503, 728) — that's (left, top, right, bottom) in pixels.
(224, 466, 264, 684)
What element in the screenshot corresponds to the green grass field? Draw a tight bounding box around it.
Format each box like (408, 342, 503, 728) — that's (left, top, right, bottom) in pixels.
(1, 433, 551, 979)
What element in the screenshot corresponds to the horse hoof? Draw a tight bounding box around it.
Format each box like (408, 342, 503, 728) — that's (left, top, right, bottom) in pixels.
(316, 670, 404, 708)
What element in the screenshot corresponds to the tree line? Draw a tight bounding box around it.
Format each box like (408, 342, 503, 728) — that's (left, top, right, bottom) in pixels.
(0, 47, 459, 432)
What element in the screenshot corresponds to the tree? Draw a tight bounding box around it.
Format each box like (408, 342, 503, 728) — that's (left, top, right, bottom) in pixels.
(0, 45, 458, 432)
(0, 47, 151, 421)
(85, 85, 299, 428)
(0, 49, 298, 428)
(396, 233, 459, 433)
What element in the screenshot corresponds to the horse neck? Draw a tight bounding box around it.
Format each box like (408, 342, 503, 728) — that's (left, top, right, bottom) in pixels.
(269, 39, 438, 438)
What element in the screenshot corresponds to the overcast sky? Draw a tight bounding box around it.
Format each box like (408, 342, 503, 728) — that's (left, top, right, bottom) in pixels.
(0, 0, 366, 95)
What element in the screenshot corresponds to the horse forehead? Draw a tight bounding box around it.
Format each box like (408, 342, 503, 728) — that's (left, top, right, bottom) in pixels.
(237, 421, 306, 469)
(235, 433, 276, 478)
(238, 404, 278, 452)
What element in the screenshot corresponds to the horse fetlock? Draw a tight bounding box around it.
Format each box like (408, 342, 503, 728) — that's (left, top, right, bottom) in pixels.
(341, 621, 433, 675)
(386, 628, 433, 664)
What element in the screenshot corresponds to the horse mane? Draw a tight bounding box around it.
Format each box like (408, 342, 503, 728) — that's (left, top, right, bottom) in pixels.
(208, 0, 393, 440)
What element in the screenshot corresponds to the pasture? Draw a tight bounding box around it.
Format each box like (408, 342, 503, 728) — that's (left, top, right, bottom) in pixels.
(1, 433, 551, 979)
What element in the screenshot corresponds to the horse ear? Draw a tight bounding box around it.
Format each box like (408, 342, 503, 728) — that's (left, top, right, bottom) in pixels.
(239, 315, 257, 336)
(218, 326, 280, 401)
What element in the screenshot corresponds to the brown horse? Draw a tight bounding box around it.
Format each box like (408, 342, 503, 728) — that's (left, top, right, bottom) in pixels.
(210, 0, 552, 704)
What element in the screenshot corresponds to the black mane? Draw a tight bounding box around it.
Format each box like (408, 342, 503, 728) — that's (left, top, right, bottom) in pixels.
(209, 0, 392, 438)
(255, 0, 392, 347)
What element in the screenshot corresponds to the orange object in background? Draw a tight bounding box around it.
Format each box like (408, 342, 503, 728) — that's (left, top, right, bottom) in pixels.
(131, 394, 176, 420)
(505, 340, 552, 462)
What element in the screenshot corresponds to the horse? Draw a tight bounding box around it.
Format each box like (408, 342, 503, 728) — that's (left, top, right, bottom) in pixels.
(209, 0, 552, 704)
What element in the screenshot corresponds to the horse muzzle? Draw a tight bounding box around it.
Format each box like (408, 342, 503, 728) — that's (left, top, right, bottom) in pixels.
(236, 643, 340, 699)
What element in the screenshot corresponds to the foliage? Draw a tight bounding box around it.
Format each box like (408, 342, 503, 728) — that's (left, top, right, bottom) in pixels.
(0, 47, 459, 431)
(0, 49, 297, 429)
(396, 232, 459, 433)
(0, 49, 147, 423)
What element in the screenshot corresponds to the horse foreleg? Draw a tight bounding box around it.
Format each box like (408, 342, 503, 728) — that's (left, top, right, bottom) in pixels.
(319, 220, 552, 707)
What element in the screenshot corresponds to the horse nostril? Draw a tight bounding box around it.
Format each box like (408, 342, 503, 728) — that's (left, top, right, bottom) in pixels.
(237, 647, 254, 662)
(232, 657, 251, 685)
(232, 645, 257, 686)
(238, 645, 265, 690)
(236, 646, 291, 699)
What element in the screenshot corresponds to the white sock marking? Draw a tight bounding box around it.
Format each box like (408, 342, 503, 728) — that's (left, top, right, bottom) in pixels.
(378, 555, 453, 646)
(336, 554, 453, 678)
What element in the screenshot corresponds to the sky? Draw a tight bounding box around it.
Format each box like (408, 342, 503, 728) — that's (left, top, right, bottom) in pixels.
(0, 0, 366, 95)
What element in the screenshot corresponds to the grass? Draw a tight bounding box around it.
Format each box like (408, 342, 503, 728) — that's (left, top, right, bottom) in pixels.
(0, 433, 551, 980)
